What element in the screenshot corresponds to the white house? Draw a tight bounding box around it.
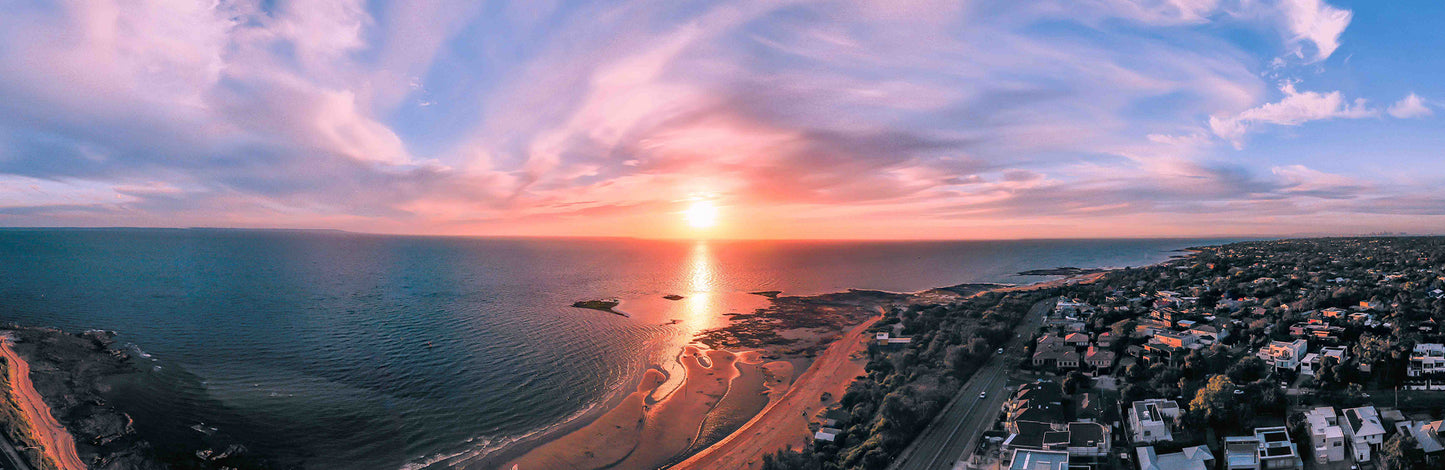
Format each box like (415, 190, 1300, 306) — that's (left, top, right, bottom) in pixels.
(1258, 339, 1308, 371)
(1224, 436, 1260, 470)
(1304, 407, 1346, 463)
(1254, 426, 1303, 470)
(1409, 343, 1445, 378)
(1129, 399, 1180, 444)
(1342, 406, 1386, 462)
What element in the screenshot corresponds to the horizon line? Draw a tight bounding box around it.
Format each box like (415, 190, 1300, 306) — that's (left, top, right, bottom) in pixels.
(0, 225, 1433, 243)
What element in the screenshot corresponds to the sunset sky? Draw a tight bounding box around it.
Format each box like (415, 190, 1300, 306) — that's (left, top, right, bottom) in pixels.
(1, 0, 1442, 239)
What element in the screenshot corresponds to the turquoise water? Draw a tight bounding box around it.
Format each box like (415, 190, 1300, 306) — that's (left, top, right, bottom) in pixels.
(0, 229, 1237, 469)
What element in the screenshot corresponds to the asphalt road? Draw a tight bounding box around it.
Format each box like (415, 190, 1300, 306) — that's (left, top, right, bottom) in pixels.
(0, 427, 35, 470)
(888, 297, 1055, 470)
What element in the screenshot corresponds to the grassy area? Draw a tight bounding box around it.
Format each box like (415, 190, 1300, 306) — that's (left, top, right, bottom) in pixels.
(0, 356, 61, 470)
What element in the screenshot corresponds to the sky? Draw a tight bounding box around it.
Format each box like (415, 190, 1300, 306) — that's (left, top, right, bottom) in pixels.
(1, 0, 1443, 240)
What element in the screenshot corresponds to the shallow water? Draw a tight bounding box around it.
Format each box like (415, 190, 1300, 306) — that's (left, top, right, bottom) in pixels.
(0, 229, 1238, 469)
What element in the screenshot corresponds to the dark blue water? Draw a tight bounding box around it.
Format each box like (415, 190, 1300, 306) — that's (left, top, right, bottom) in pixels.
(0, 229, 1237, 469)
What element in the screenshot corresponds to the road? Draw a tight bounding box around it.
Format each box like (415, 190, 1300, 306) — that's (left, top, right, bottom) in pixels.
(0, 433, 35, 470)
(888, 297, 1055, 470)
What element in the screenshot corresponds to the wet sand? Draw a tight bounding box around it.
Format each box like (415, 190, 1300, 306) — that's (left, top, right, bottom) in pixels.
(504, 347, 768, 470)
(0, 338, 87, 470)
(671, 316, 879, 470)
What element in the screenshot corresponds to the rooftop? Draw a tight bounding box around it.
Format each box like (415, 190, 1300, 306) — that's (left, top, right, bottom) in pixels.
(1009, 449, 1069, 470)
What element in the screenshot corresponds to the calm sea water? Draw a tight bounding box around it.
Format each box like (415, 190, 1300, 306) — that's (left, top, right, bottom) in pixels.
(0, 229, 1238, 469)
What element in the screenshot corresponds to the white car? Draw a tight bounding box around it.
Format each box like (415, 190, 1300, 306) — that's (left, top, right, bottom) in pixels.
(997, 348, 1005, 354)
(979, 391, 987, 399)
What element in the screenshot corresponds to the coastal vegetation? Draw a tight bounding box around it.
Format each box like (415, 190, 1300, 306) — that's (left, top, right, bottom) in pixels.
(762, 289, 1055, 470)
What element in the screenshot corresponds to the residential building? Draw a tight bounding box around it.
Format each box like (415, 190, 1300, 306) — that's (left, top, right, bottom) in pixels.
(1188, 324, 1225, 344)
(1137, 446, 1213, 470)
(1008, 449, 1068, 470)
(1063, 332, 1089, 348)
(1057, 422, 1109, 458)
(1153, 330, 1196, 349)
(1410, 420, 1445, 464)
(1128, 399, 1180, 444)
(1409, 343, 1445, 377)
(1303, 406, 1346, 463)
(1073, 393, 1103, 423)
(1084, 346, 1114, 370)
(1054, 298, 1092, 318)
(1258, 339, 1308, 371)
(1095, 332, 1115, 348)
(1004, 381, 1064, 434)
(1342, 406, 1386, 462)
(1224, 436, 1261, 470)
(814, 427, 842, 442)
(1056, 350, 1079, 369)
(1254, 426, 1303, 470)
(1032, 347, 1066, 368)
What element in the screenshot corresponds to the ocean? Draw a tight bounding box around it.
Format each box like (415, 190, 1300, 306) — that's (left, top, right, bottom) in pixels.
(0, 229, 1239, 469)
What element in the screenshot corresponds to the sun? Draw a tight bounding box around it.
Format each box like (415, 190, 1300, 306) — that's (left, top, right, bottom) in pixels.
(683, 201, 719, 229)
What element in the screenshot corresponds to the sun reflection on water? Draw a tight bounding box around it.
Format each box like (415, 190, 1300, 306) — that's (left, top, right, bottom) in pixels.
(683, 240, 720, 333)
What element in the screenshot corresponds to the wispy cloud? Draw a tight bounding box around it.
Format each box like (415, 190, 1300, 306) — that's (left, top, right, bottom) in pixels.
(0, 0, 1439, 238)
(1208, 82, 1376, 148)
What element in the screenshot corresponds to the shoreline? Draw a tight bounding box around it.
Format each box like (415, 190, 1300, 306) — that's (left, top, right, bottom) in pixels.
(1, 336, 87, 470)
(489, 251, 1200, 468)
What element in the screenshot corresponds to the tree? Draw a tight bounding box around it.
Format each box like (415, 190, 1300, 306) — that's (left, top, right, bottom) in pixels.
(1063, 371, 1092, 394)
(1187, 375, 1238, 430)
(1378, 433, 1422, 470)
(1227, 356, 1268, 384)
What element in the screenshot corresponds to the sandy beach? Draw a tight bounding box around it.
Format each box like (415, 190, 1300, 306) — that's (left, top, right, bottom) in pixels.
(0, 337, 87, 470)
(671, 316, 879, 469)
(504, 346, 771, 470)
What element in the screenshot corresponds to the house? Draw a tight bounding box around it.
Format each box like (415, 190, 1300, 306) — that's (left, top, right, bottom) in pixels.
(1005, 381, 1064, 433)
(1084, 346, 1114, 370)
(1224, 436, 1261, 470)
(1064, 332, 1089, 348)
(1151, 308, 1179, 324)
(1409, 420, 1445, 463)
(1188, 324, 1225, 344)
(1095, 332, 1116, 348)
(1036, 333, 1065, 349)
(1258, 339, 1308, 371)
(1254, 426, 1303, 470)
(1055, 298, 1092, 318)
(1342, 406, 1386, 462)
(1128, 399, 1180, 444)
(1137, 445, 1214, 470)
(1074, 393, 1104, 422)
(1032, 348, 1063, 368)
(1408, 343, 1445, 390)
(1303, 407, 1347, 463)
(1008, 449, 1068, 470)
(1321, 307, 1347, 318)
(1056, 350, 1080, 369)
(1057, 422, 1109, 458)
(875, 332, 911, 347)
(1153, 330, 1196, 349)
(813, 427, 843, 442)
(1304, 346, 1348, 376)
